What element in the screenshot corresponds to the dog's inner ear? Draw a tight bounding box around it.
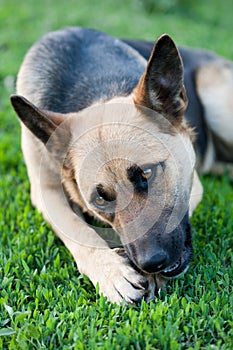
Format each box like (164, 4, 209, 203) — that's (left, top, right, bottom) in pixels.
(10, 94, 71, 165)
(134, 34, 188, 124)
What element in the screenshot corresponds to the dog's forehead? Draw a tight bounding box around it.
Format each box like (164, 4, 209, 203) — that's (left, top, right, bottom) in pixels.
(71, 120, 170, 171)
(71, 122, 193, 166)
(70, 99, 195, 193)
(71, 101, 170, 161)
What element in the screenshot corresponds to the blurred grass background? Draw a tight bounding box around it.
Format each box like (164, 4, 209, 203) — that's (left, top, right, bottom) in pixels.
(0, 0, 233, 349)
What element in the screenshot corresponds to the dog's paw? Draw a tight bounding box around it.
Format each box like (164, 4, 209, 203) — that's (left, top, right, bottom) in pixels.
(94, 248, 157, 304)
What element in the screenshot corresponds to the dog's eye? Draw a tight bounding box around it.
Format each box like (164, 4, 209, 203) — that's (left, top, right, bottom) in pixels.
(95, 195, 106, 207)
(141, 167, 153, 180)
(91, 184, 117, 211)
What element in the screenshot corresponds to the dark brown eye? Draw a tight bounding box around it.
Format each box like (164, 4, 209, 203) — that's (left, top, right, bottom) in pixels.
(141, 167, 153, 180)
(95, 195, 106, 207)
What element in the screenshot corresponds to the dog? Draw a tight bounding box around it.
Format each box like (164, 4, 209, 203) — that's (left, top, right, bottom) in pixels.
(10, 27, 233, 304)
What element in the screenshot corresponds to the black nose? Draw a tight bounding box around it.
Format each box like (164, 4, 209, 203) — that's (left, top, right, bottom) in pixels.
(138, 249, 168, 273)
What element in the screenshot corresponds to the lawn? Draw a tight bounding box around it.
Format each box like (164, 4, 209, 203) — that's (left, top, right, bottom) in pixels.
(0, 0, 233, 349)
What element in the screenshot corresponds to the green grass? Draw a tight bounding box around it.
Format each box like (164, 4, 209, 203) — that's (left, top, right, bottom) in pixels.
(0, 0, 233, 348)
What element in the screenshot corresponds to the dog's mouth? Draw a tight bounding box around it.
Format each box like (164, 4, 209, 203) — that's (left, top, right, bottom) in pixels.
(160, 244, 193, 278)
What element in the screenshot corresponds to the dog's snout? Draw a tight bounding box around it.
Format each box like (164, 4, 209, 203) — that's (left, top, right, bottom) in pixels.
(138, 249, 168, 273)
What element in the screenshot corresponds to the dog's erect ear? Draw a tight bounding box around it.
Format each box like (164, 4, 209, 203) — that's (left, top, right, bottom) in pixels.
(10, 94, 71, 165)
(134, 34, 188, 124)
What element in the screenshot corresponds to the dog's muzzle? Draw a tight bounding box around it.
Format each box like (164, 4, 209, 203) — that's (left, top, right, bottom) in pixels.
(124, 213, 193, 278)
(160, 223, 193, 278)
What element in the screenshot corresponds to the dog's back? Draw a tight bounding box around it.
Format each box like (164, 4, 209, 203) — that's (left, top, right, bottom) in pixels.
(17, 27, 146, 113)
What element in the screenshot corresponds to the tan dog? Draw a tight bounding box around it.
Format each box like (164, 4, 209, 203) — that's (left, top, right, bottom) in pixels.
(11, 27, 232, 303)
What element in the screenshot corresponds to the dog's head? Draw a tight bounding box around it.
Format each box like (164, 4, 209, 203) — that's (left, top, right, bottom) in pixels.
(11, 34, 202, 278)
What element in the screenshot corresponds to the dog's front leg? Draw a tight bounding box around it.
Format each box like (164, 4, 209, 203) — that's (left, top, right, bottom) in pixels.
(40, 186, 154, 304)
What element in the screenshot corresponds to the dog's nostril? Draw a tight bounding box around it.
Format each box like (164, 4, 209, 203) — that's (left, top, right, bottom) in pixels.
(139, 250, 168, 273)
